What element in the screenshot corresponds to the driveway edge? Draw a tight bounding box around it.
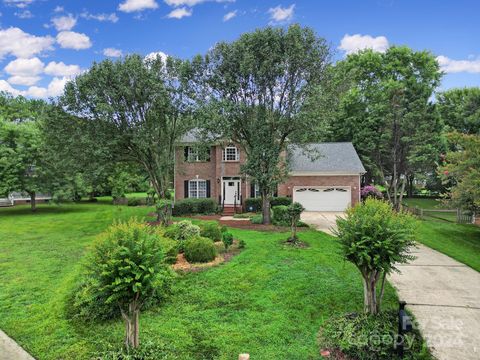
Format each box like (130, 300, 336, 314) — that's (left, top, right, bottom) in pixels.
(0, 329, 35, 360)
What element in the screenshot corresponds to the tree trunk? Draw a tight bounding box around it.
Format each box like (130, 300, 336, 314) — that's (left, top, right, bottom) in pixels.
(121, 300, 140, 349)
(407, 175, 414, 198)
(29, 191, 36, 212)
(261, 191, 271, 225)
(377, 271, 387, 313)
(363, 271, 379, 315)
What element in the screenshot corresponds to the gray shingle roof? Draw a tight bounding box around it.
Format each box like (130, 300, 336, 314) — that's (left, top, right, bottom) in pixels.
(288, 143, 366, 174)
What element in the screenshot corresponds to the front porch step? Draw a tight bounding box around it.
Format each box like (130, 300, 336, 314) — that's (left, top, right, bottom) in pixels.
(222, 206, 240, 216)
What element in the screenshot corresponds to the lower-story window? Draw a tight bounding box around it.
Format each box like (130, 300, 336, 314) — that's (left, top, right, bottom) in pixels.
(189, 179, 207, 198)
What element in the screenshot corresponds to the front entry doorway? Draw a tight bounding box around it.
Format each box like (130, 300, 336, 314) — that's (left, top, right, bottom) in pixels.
(222, 177, 241, 205)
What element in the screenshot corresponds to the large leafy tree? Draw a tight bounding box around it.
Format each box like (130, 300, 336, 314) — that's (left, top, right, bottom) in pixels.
(0, 94, 51, 211)
(440, 132, 480, 213)
(200, 24, 333, 224)
(329, 47, 443, 208)
(58, 54, 196, 203)
(437, 87, 480, 135)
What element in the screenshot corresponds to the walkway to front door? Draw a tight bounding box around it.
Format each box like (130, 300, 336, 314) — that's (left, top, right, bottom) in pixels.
(222, 177, 241, 205)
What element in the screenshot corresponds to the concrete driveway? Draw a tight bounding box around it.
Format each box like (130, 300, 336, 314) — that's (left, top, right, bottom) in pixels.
(300, 211, 344, 235)
(389, 244, 480, 360)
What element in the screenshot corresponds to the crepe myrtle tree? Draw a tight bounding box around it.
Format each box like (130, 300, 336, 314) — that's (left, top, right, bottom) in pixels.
(334, 198, 417, 314)
(199, 24, 334, 224)
(60, 54, 197, 213)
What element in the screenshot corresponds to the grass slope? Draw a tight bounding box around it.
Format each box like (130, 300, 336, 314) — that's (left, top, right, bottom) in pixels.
(402, 198, 480, 271)
(0, 202, 399, 359)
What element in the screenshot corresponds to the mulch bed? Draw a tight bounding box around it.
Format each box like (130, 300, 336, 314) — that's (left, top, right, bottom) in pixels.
(192, 215, 297, 232)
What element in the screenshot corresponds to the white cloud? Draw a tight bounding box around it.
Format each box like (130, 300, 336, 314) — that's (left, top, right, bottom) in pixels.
(0, 79, 24, 96)
(164, 0, 233, 6)
(103, 48, 123, 57)
(44, 61, 82, 76)
(4, 57, 44, 76)
(268, 4, 295, 23)
(145, 51, 168, 63)
(436, 55, 480, 74)
(14, 9, 33, 18)
(223, 10, 236, 22)
(0, 27, 54, 59)
(338, 34, 389, 55)
(80, 12, 119, 23)
(51, 14, 77, 31)
(167, 7, 192, 18)
(56, 31, 92, 50)
(53, 5, 63, 13)
(7, 75, 40, 86)
(3, 0, 34, 8)
(118, 0, 159, 13)
(26, 76, 69, 98)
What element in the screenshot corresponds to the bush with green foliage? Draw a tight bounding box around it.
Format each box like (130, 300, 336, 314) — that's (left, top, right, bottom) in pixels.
(250, 214, 263, 224)
(334, 198, 417, 314)
(318, 311, 431, 360)
(67, 219, 175, 348)
(287, 202, 305, 242)
(163, 220, 200, 251)
(172, 198, 218, 216)
(184, 237, 217, 263)
(94, 340, 174, 360)
(127, 197, 146, 207)
(270, 197, 292, 207)
(199, 222, 223, 242)
(156, 235, 178, 264)
(238, 239, 246, 249)
(222, 232, 234, 250)
(272, 205, 289, 225)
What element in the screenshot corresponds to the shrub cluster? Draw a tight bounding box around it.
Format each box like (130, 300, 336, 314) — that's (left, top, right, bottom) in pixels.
(318, 311, 430, 360)
(199, 222, 223, 242)
(272, 205, 289, 225)
(245, 197, 292, 212)
(163, 220, 200, 251)
(222, 232, 234, 250)
(172, 199, 218, 216)
(184, 237, 217, 263)
(127, 197, 147, 206)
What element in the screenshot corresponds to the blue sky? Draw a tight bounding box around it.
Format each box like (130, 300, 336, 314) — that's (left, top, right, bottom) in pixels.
(0, 0, 478, 98)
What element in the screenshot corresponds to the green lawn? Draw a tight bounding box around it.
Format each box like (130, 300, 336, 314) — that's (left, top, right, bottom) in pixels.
(0, 201, 401, 360)
(403, 198, 480, 272)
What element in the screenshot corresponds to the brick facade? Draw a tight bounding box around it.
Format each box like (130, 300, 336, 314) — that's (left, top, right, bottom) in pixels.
(175, 144, 361, 209)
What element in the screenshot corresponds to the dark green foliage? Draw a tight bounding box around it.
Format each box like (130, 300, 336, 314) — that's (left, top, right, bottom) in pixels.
(437, 87, 480, 135)
(156, 236, 179, 265)
(272, 205, 289, 226)
(199, 222, 223, 242)
(184, 237, 217, 263)
(270, 197, 292, 207)
(163, 220, 200, 252)
(67, 219, 175, 322)
(250, 214, 263, 224)
(94, 340, 174, 360)
(238, 239, 246, 249)
(245, 198, 262, 212)
(318, 311, 431, 360)
(286, 202, 305, 242)
(222, 232, 234, 250)
(171, 198, 218, 216)
(127, 197, 146, 207)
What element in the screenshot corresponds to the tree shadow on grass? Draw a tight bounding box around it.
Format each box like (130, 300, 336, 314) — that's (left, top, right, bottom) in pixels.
(0, 204, 97, 217)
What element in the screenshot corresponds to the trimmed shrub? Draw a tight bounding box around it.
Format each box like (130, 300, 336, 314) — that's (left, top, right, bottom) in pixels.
(318, 311, 430, 360)
(172, 199, 218, 216)
(66, 219, 175, 337)
(199, 222, 223, 242)
(245, 198, 262, 212)
(270, 196, 292, 207)
(222, 232, 234, 250)
(127, 197, 146, 206)
(250, 214, 263, 224)
(272, 205, 289, 226)
(184, 237, 217, 263)
(163, 220, 200, 252)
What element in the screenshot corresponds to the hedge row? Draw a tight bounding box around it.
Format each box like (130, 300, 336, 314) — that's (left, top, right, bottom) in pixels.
(172, 198, 218, 216)
(244, 196, 292, 212)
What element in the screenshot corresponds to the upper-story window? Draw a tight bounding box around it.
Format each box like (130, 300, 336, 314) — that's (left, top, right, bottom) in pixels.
(223, 146, 239, 162)
(184, 146, 210, 162)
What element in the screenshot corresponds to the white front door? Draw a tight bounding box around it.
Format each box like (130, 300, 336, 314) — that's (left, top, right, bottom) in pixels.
(293, 186, 351, 211)
(223, 178, 241, 205)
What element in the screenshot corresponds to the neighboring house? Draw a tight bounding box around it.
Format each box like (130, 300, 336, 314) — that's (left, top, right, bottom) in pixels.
(174, 132, 366, 213)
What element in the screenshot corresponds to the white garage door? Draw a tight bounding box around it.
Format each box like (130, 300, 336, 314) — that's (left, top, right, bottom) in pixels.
(293, 187, 351, 211)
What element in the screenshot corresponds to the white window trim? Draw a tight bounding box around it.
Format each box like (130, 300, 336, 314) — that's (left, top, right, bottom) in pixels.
(223, 146, 239, 162)
(189, 179, 207, 198)
(187, 146, 200, 162)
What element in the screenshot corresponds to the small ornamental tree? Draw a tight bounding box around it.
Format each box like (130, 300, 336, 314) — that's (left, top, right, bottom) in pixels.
(287, 202, 305, 243)
(82, 219, 171, 349)
(360, 185, 383, 200)
(334, 199, 417, 314)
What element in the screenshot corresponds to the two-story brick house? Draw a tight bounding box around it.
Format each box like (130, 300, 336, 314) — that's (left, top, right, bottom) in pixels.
(174, 131, 366, 213)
